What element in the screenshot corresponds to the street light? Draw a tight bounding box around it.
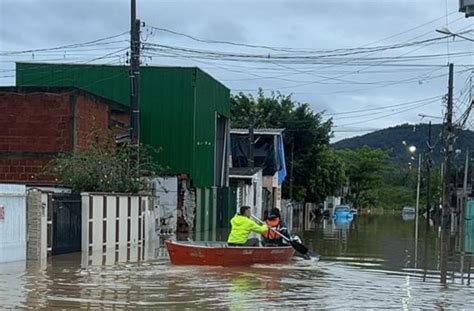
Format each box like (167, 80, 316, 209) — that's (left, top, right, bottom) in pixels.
(404, 143, 421, 268)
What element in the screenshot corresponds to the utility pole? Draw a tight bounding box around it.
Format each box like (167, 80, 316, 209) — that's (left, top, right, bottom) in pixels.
(415, 153, 422, 268)
(426, 121, 432, 222)
(461, 148, 469, 284)
(248, 122, 255, 168)
(289, 140, 294, 201)
(462, 149, 470, 228)
(130, 0, 141, 144)
(442, 63, 454, 228)
(440, 63, 454, 286)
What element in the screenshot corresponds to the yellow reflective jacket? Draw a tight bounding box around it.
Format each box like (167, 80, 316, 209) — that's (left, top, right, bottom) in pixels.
(227, 214, 268, 244)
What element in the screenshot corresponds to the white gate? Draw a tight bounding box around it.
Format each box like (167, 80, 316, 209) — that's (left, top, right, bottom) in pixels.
(81, 193, 152, 265)
(0, 184, 27, 263)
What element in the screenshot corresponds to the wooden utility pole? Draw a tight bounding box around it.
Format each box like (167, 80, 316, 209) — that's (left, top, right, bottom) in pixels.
(130, 0, 141, 144)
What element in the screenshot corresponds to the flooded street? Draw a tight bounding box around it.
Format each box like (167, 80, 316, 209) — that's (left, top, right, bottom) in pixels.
(1, 214, 473, 309)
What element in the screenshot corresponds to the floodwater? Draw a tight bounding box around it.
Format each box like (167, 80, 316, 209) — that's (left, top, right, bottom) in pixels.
(1, 214, 473, 309)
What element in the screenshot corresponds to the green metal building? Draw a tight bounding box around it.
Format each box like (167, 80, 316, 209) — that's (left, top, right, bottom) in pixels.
(16, 62, 232, 235)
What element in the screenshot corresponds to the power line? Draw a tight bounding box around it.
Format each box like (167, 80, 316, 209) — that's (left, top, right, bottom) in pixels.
(336, 99, 440, 127)
(0, 32, 129, 56)
(145, 11, 460, 53)
(326, 95, 443, 116)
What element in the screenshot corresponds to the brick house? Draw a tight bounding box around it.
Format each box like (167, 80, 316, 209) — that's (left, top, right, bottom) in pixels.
(0, 87, 129, 185)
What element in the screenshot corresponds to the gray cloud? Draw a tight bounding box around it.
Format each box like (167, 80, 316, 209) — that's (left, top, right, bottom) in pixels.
(1, 0, 471, 141)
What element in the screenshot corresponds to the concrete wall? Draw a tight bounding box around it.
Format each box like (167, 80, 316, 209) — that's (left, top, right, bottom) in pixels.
(304, 202, 318, 230)
(233, 171, 263, 220)
(0, 184, 27, 263)
(26, 189, 48, 261)
(182, 186, 195, 233)
(324, 196, 342, 217)
(281, 200, 294, 233)
(263, 172, 281, 210)
(153, 177, 178, 236)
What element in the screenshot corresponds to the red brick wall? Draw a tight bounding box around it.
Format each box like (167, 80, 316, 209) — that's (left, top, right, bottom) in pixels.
(75, 96, 110, 150)
(0, 90, 124, 185)
(0, 93, 72, 153)
(0, 158, 55, 183)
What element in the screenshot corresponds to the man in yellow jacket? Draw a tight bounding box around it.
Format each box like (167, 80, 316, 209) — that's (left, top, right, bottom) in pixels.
(228, 206, 269, 246)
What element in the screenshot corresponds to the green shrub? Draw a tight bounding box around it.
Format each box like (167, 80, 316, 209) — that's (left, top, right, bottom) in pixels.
(48, 141, 163, 193)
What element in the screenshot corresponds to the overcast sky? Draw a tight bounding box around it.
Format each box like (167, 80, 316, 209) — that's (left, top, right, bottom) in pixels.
(1, 0, 473, 141)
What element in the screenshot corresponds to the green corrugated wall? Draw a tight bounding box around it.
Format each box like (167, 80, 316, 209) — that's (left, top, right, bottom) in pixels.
(15, 62, 230, 188)
(466, 200, 474, 253)
(195, 187, 218, 241)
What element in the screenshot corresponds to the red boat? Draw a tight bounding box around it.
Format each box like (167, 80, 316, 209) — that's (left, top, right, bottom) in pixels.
(165, 240, 295, 266)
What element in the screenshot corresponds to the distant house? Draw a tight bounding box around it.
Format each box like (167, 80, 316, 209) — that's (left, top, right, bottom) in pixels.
(230, 128, 287, 211)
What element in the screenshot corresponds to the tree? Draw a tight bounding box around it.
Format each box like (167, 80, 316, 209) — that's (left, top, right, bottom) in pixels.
(231, 89, 344, 203)
(337, 146, 389, 209)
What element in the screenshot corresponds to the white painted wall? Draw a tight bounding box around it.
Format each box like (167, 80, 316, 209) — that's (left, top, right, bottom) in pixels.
(152, 177, 178, 236)
(281, 200, 294, 232)
(324, 196, 342, 217)
(263, 172, 282, 209)
(0, 184, 27, 263)
(233, 170, 263, 219)
(40, 193, 48, 258)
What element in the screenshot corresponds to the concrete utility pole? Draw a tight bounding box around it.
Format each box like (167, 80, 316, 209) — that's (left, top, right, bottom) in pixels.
(462, 149, 470, 227)
(461, 148, 469, 284)
(130, 0, 141, 144)
(415, 153, 422, 268)
(442, 63, 454, 228)
(289, 140, 294, 201)
(426, 121, 433, 222)
(248, 123, 255, 168)
(440, 63, 454, 286)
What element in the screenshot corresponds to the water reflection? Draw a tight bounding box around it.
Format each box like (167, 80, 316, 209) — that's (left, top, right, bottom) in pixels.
(308, 214, 474, 287)
(0, 215, 473, 309)
(334, 218, 353, 230)
(402, 213, 416, 221)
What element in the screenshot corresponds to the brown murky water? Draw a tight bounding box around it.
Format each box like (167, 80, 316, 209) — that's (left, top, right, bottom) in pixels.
(1, 215, 473, 309)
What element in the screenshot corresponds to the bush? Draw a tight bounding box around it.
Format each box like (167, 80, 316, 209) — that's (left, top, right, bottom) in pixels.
(49, 141, 163, 194)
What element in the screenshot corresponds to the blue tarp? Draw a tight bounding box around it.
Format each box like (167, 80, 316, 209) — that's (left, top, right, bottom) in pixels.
(277, 135, 287, 185)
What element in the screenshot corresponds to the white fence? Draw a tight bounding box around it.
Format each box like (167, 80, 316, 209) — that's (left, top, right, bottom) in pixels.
(81, 193, 158, 265)
(0, 184, 27, 263)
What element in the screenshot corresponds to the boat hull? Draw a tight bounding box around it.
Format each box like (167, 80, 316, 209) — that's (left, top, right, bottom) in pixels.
(165, 240, 295, 266)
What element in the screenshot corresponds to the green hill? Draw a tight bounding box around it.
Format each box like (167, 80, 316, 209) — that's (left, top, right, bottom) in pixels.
(332, 123, 474, 165)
